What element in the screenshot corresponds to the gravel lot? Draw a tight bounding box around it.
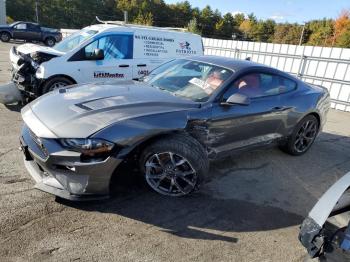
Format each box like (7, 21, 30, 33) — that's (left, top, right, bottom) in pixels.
(1, 42, 350, 262)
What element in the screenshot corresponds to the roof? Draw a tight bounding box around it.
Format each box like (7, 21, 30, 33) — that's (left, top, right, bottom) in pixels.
(187, 55, 267, 72)
(85, 23, 199, 36)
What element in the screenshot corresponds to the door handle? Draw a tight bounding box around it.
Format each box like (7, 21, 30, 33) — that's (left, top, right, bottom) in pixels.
(272, 106, 291, 112)
(119, 64, 129, 68)
(137, 64, 147, 67)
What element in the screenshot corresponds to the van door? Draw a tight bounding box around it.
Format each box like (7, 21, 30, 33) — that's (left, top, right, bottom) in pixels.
(71, 34, 133, 84)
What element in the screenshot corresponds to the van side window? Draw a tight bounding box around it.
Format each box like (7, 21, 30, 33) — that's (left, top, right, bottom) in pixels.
(224, 73, 297, 99)
(84, 35, 133, 60)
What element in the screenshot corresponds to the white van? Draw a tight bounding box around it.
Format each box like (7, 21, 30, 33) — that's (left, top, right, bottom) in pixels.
(9, 22, 203, 99)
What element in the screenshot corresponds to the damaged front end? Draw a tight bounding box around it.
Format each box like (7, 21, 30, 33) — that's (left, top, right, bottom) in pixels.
(299, 172, 350, 261)
(10, 46, 57, 98)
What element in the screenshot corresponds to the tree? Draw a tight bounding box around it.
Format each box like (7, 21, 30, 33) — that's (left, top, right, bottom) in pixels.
(306, 19, 334, 46)
(333, 10, 350, 47)
(273, 23, 303, 45)
(187, 18, 200, 34)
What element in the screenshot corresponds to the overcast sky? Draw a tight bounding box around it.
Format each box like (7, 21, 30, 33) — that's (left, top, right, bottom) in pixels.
(164, 0, 349, 23)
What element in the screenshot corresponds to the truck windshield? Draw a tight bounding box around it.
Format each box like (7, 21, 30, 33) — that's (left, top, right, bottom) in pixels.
(143, 59, 233, 102)
(53, 29, 98, 53)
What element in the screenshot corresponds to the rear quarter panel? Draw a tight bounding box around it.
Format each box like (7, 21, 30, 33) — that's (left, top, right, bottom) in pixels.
(280, 81, 329, 136)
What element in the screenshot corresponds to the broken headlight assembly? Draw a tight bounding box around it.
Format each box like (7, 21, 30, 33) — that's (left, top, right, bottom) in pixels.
(59, 138, 115, 162)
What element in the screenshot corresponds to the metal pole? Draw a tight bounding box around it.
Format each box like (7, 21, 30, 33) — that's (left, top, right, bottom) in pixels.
(299, 23, 305, 46)
(124, 11, 128, 24)
(35, 0, 39, 23)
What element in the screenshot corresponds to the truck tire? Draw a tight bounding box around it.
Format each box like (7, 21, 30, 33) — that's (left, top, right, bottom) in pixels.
(0, 32, 10, 42)
(280, 115, 319, 156)
(42, 76, 75, 94)
(140, 134, 209, 196)
(44, 37, 56, 47)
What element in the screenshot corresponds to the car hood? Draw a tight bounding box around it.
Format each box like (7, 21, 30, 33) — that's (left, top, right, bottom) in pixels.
(22, 81, 199, 138)
(0, 25, 10, 29)
(16, 43, 64, 56)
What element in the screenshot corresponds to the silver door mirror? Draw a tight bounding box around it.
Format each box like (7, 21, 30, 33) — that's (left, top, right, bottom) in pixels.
(221, 93, 250, 106)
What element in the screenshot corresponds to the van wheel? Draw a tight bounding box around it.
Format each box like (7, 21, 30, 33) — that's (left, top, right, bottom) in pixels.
(45, 37, 56, 47)
(42, 77, 74, 94)
(0, 32, 10, 42)
(140, 134, 209, 197)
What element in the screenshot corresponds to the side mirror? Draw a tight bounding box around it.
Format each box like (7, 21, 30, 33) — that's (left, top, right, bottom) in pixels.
(86, 48, 104, 60)
(221, 93, 250, 106)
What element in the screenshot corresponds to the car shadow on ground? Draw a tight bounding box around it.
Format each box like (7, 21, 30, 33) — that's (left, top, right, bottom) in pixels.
(59, 131, 350, 243)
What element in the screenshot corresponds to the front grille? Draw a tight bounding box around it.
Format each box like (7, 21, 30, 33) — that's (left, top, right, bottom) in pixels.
(29, 129, 48, 157)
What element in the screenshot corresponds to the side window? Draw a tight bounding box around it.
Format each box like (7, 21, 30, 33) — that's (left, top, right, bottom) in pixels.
(27, 24, 39, 31)
(84, 35, 133, 60)
(14, 23, 27, 30)
(225, 73, 297, 99)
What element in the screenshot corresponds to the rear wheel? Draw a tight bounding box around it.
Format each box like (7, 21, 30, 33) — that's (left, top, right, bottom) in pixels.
(140, 135, 209, 196)
(0, 32, 10, 42)
(281, 115, 319, 156)
(42, 76, 74, 94)
(44, 37, 56, 47)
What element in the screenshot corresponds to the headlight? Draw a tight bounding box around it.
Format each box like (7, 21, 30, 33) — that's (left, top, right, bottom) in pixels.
(59, 138, 115, 159)
(35, 65, 45, 78)
(30, 60, 39, 70)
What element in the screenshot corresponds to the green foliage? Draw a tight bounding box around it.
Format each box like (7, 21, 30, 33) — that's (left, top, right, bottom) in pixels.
(187, 18, 201, 34)
(5, 1, 350, 47)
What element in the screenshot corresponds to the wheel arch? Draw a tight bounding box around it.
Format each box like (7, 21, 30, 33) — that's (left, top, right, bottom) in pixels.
(0, 30, 12, 38)
(40, 74, 77, 94)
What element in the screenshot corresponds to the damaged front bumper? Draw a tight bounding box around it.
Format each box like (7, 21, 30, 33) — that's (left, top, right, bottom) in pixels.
(20, 124, 123, 201)
(299, 172, 350, 259)
(9, 46, 44, 98)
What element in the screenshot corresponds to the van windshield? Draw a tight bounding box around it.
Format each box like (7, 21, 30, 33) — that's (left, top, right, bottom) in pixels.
(53, 29, 98, 53)
(143, 59, 233, 102)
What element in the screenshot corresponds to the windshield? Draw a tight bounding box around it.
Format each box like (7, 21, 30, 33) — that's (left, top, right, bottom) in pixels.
(143, 59, 233, 102)
(53, 29, 98, 53)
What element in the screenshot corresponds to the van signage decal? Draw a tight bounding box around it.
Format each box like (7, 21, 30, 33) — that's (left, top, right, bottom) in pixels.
(135, 34, 175, 57)
(138, 69, 149, 75)
(176, 41, 197, 55)
(94, 71, 125, 78)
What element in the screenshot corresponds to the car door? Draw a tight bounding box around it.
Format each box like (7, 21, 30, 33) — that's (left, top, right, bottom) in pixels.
(27, 23, 41, 41)
(209, 71, 288, 156)
(12, 23, 28, 40)
(70, 34, 133, 84)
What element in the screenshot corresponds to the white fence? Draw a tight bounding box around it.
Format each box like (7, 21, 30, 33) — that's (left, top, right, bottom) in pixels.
(203, 38, 350, 112)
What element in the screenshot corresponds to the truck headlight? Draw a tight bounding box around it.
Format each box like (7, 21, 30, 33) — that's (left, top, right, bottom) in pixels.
(59, 138, 115, 160)
(35, 65, 44, 78)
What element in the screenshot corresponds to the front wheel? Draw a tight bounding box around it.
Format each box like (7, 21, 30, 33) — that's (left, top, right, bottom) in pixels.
(0, 32, 10, 42)
(140, 135, 209, 196)
(280, 115, 319, 156)
(42, 77, 74, 94)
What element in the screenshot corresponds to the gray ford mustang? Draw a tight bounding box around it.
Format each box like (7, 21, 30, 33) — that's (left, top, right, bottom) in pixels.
(20, 56, 330, 200)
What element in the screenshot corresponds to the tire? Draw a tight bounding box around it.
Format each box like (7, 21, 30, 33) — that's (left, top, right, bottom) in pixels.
(140, 134, 209, 196)
(0, 32, 10, 42)
(280, 115, 319, 156)
(44, 37, 56, 47)
(42, 76, 74, 94)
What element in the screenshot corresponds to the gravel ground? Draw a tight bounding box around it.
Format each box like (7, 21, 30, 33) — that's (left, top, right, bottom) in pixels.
(1, 42, 350, 262)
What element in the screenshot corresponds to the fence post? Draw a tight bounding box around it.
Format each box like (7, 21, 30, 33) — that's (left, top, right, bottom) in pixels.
(297, 55, 308, 79)
(234, 48, 240, 59)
